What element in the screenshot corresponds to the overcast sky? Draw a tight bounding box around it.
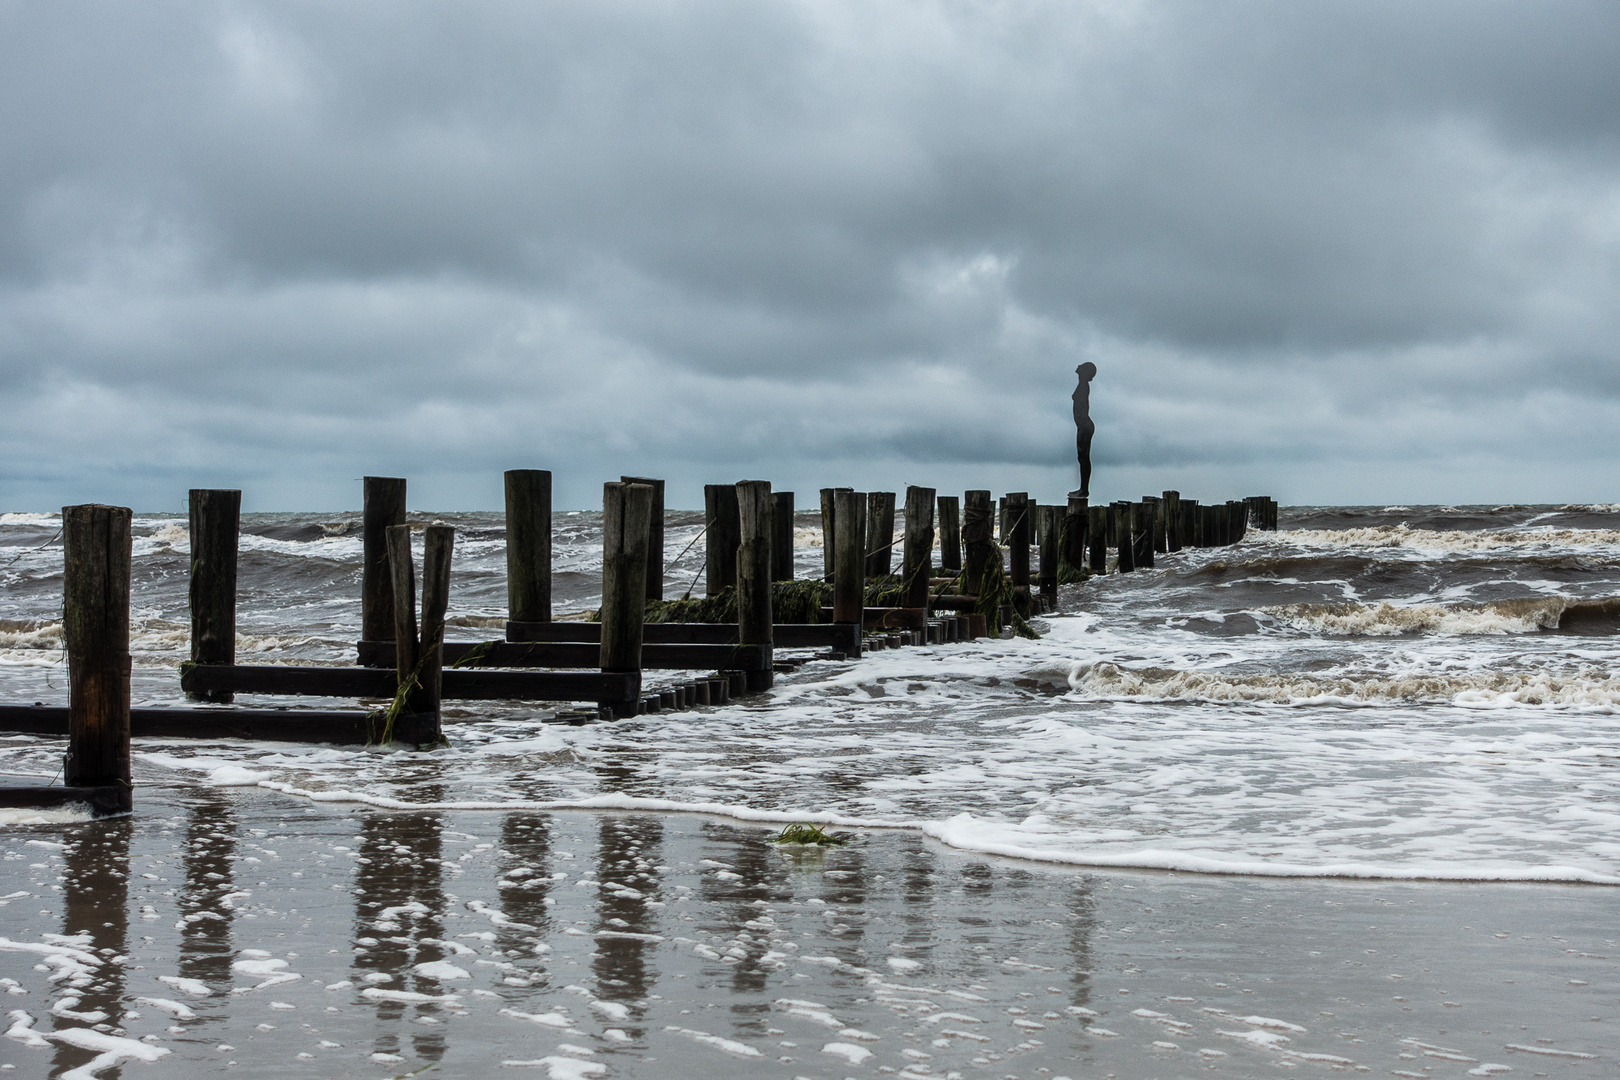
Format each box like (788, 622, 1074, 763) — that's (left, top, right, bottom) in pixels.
(3, 1, 1618, 511)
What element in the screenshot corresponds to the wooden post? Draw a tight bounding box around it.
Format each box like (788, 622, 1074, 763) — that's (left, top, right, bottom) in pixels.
(417, 525, 453, 740)
(704, 484, 740, 597)
(1005, 493, 1031, 615)
(1062, 496, 1088, 578)
(1149, 495, 1167, 554)
(386, 524, 423, 732)
(622, 477, 665, 601)
(187, 489, 239, 704)
(771, 491, 795, 581)
(505, 470, 551, 623)
(1136, 499, 1157, 569)
(962, 490, 1000, 631)
(938, 495, 962, 572)
(866, 492, 896, 578)
(833, 490, 865, 658)
(736, 481, 774, 692)
(1113, 501, 1135, 572)
(362, 477, 407, 642)
(1162, 490, 1181, 552)
(820, 488, 849, 582)
(1182, 499, 1199, 547)
(902, 486, 936, 610)
(1087, 504, 1107, 573)
(1037, 505, 1060, 600)
(601, 482, 652, 717)
(832, 490, 865, 658)
(62, 504, 132, 813)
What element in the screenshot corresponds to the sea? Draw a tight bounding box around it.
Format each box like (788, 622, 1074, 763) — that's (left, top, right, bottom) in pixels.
(0, 502, 1616, 1077)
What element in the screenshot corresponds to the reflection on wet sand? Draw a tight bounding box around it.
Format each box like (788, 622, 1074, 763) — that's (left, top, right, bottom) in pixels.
(53, 817, 131, 1078)
(592, 816, 662, 1019)
(496, 812, 552, 983)
(177, 791, 236, 1005)
(351, 787, 447, 1067)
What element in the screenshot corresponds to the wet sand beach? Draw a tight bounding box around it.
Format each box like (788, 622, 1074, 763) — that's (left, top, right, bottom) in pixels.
(2, 781, 1615, 1079)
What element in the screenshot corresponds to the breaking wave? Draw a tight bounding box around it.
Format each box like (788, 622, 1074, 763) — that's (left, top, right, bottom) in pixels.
(1278, 524, 1620, 553)
(1070, 660, 1620, 708)
(1263, 596, 1620, 636)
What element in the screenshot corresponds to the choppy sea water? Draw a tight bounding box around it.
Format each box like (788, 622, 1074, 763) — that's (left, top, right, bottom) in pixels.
(1, 503, 1619, 883)
(3, 503, 1620, 1077)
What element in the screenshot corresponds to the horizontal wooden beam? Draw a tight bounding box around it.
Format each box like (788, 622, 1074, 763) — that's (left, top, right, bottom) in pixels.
(0, 779, 128, 817)
(0, 704, 379, 745)
(180, 665, 639, 703)
(356, 639, 770, 672)
(502, 622, 862, 651)
(818, 607, 930, 629)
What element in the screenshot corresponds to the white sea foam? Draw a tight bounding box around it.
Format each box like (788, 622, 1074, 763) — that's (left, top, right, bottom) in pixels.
(1277, 523, 1620, 553)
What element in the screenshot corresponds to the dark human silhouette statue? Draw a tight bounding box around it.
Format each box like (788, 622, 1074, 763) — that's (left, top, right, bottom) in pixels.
(1073, 361, 1096, 499)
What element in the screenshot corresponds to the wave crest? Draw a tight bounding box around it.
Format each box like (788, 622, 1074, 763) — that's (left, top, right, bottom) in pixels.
(1264, 597, 1620, 636)
(1070, 660, 1620, 707)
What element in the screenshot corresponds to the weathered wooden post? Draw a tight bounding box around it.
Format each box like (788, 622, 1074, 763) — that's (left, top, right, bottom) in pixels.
(1037, 505, 1060, 602)
(820, 488, 849, 581)
(1005, 492, 1031, 615)
(1162, 490, 1181, 552)
(1087, 504, 1107, 573)
(902, 485, 936, 610)
(1148, 495, 1166, 554)
(63, 504, 133, 814)
(187, 489, 239, 704)
(1136, 499, 1157, 569)
(1269, 497, 1279, 531)
(622, 477, 665, 600)
(601, 482, 652, 718)
(962, 490, 1000, 632)
(1183, 500, 1200, 547)
(362, 477, 407, 643)
(1113, 501, 1135, 572)
(704, 484, 740, 597)
(866, 491, 897, 578)
(736, 481, 774, 692)
(413, 525, 453, 744)
(833, 490, 865, 658)
(385, 524, 424, 739)
(771, 491, 795, 581)
(505, 470, 551, 624)
(1062, 496, 1088, 579)
(937, 495, 962, 573)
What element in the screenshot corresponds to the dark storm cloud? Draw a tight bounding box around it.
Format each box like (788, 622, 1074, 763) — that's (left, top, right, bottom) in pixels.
(1, 0, 1618, 509)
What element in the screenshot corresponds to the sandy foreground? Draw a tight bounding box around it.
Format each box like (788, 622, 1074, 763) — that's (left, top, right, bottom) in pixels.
(0, 783, 1614, 1079)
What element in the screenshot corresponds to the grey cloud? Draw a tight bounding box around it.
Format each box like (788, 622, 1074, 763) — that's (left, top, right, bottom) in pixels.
(1, 0, 1618, 510)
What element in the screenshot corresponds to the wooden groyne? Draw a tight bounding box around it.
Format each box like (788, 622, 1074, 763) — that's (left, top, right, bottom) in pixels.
(0, 478, 1277, 816)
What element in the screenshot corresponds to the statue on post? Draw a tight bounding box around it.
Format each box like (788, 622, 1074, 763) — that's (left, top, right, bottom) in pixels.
(1073, 362, 1096, 499)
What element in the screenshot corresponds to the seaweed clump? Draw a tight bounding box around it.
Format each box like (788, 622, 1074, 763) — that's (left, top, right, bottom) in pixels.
(770, 823, 850, 846)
